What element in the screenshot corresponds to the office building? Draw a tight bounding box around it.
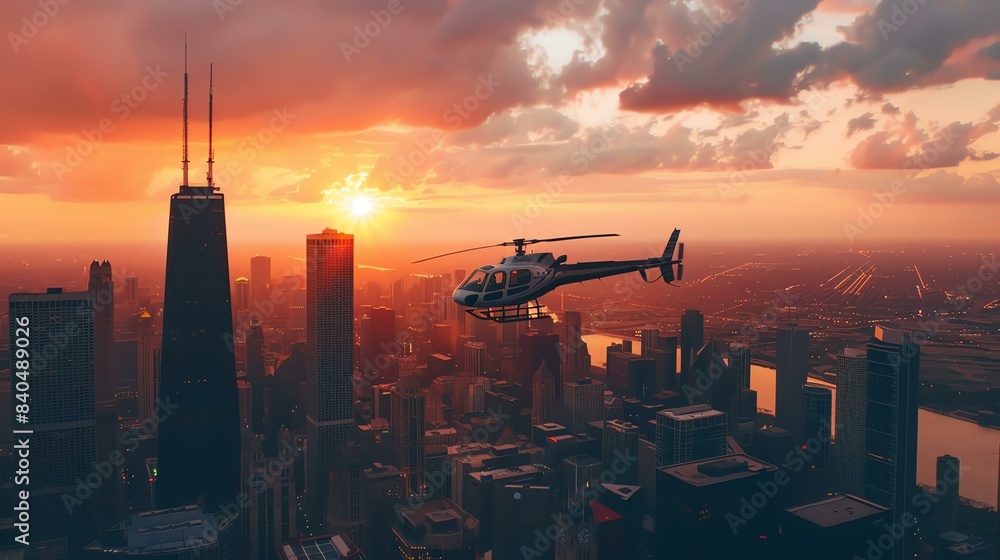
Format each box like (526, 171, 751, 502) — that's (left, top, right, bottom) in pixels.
(833, 347, 867, 496)
(305, 228, 355, 522)
(775, 323, 810, 441)
(864, 326, 919, 560)
(563, 377, 605, 434)
(532, 362, 557, 425)
(728, 341, 751, 390)
(250, 255, 272, 314)
(9, 289, 99, 553)
(603, 420, 639, 484)
(392, 377, 427, 496)
(655, 404, 727, 467)
(158, 173, 241, 509)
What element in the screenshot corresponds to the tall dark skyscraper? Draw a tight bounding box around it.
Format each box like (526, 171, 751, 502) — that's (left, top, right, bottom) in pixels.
(305, 228, 355, 522)
(680, 309, 704, 377)
(728, 341, 751, 390)
(864, 326, 919, 560)
(88, 260, 114, 402)
(775, 323, 809, 441)
(802, 383, 832, 469)
(9, 289, 99, 552)
(157, 53, 241, 510)
(250, 255, 272, 316)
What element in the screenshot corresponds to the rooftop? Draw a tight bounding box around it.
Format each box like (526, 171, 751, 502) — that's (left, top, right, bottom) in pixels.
(279, 534, 362, 559)
(658, 454, 776, 488)
(786, 495, 889, 528)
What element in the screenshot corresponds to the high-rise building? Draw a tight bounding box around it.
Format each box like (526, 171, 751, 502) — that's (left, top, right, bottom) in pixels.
(935, 454, 961, 535)
(604, 420, 639, 484)
(864, 326, 919, 560)
(88, 259, 115, 403)
(560, 310, 590, 383)
(775, 323, 810, 441)
(728, 341, 751, 390)
(392, 377, 427, 496)
(563, 377, 605, 434)
(246, 432, 298, 560)
(250, 255, 272, 316)
(833, 347, 867, 496)
(305, 228, 355, 523)
(9, 289, 99, 552)
(640, 326, 660, 358)
(137, 308, 159, 421)
(680, 310, 704, 377)
(532, 362, 557, 425)
(654, 404, 727, 467)
(234, 276, 250, 312)
(802, 384, 832, 469)
(520, 329, 561, 402)
(158, 179, 241, 510)
(465, 340, 487, 377)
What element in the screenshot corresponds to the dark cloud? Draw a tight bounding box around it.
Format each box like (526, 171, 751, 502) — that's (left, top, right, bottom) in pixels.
(846, 112, 877, 136)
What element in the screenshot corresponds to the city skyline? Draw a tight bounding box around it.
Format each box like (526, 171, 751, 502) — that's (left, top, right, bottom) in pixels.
(2, 1, 1000, 250)
(2, 1, 999, 558)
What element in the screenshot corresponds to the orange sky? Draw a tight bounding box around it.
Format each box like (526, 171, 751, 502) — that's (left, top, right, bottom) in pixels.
(2, 0, 999, 254)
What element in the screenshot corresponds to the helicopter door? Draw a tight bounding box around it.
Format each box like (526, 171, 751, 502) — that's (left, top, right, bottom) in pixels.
(483, 271, 507, 302)
(506, 268, 533, 296)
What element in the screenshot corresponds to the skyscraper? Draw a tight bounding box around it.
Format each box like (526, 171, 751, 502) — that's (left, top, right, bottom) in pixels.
(654, 404, 727, 467)
(563, 377, 605, 434)
(802, 383, 832, 469)
(250, 255, 272, 316)
(775, 323, 809, 441)
(532, 362, 556, 425)
(158, 178, 241, 508)
(604, 420, 639, 484)
(234, 276, 250, 312)
(88, 259, 115, 403)
(137, 308, 159, 421)
(935, 454, 960, 535)
(680, 309, 704, 378)
(305, 228, 355, 521)
(728, 341, 751, 390)
(465, 340, 487, 377)
(560, 310, 589, 383)
(864, 326, 919, 560)
(391, 377, 427, 496)
(9, 289, 99, 551)
(833, 347, 867, 495)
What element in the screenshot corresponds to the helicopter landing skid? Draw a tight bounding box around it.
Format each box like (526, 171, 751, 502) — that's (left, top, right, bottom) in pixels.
(466, 300, 549, 323)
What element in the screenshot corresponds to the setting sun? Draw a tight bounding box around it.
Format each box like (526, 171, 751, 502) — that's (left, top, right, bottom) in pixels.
(350, 195, 375, 218)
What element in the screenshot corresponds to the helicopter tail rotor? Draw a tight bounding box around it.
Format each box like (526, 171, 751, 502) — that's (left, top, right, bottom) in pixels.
(660, 229, 683, 284)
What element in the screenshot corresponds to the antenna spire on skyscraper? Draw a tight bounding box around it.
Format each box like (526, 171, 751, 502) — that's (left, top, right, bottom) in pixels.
(182, 33, 189, 187)
(207, 62, 215, 188)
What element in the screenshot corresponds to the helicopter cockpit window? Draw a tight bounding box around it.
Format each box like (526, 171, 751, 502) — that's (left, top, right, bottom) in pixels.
(461, 270, 488, 292)
(510, 269, 532, 288)
(485, 271, 506, 292)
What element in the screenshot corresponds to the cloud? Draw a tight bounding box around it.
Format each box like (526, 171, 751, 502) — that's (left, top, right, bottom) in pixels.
(846, 112, 877, 136)
(849, 105, 1000, 169)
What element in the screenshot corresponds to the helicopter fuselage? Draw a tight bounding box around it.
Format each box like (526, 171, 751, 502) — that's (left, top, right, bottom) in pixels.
(452, 253, 563, 308)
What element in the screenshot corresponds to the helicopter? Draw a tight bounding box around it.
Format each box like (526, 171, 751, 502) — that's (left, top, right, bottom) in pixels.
(412, 229, 684, 323)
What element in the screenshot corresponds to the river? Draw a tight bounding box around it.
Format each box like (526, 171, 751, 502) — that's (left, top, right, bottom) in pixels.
(583, 334, 1000, 507)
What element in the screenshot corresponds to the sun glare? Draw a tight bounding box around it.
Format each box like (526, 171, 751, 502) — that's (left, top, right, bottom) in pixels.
(350, 195, 375, 217)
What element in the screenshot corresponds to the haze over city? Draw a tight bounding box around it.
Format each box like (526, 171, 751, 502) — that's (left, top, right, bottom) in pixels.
(1, 1, 999, 559)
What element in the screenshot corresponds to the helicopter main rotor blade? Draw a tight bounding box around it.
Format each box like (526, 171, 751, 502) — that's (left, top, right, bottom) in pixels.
(411, 242, 506, 264)
(521, 233, 620, 245)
